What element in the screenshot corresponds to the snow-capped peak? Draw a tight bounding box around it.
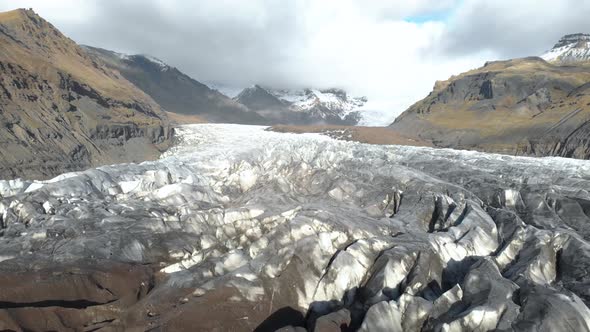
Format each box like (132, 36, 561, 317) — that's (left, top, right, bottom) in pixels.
(213, 84, 370, 124)
(269, 88, 367, 116)
(541, 33, 590, 63)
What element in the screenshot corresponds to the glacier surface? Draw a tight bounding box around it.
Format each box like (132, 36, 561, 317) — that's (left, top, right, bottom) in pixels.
(1, 124, 590, 331)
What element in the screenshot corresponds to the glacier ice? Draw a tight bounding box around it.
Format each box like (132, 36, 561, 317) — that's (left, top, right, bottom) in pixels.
(1, 124, 590, 331)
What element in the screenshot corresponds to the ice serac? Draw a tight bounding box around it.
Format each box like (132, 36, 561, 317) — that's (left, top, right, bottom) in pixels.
(1, 124, 590, 331)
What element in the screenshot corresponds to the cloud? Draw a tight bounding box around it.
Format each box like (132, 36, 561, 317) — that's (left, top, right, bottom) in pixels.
(440, 0, 590, 58)
(1, 0, 588, 124)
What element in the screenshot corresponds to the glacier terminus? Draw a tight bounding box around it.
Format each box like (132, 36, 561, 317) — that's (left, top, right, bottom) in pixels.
(1, 124, 590, 331)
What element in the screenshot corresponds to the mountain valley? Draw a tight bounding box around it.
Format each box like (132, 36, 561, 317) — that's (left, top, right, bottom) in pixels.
(2, 5, 590, 332)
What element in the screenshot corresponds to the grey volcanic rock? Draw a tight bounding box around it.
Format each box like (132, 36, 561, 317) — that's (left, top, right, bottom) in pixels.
(83, 46, 267, 124)
(2, 124, 590, 331)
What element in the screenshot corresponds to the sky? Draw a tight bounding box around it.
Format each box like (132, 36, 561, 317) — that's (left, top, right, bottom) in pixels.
(2, 0, 590, 125)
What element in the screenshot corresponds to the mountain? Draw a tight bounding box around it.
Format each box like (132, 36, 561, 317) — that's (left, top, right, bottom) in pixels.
(390, 38, 590, 159)
(541, 33, 590, 63)
(82, 46, 266, 124)
(83, 46, 367, 126)
(0, 9, 172, 180)
(271, 87, 367, 122)
(234, 84, 288, 111)
(234, 85, 367, 125)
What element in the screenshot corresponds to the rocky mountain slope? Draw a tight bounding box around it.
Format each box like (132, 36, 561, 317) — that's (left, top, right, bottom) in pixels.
(390, 36, 590, 159)
(2, 124, 590, 330)
(0, 9, 172, 180)
(234, 85, 287, 112)
(82, 46, 266, 124)
(235, 85, 367, 125)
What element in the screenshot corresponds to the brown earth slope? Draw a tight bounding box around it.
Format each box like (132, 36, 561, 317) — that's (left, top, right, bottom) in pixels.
(0, 8, 172, 180)
(390, 57, 590, 159)
(270, 125, 432, 146)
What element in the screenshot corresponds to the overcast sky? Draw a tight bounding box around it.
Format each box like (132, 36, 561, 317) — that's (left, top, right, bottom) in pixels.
(3, 0, 590, 124)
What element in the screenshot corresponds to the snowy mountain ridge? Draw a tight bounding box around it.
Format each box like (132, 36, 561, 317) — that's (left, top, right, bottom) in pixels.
(233, 84, 368, 124)
(269, 87, 367, 116)
(541, 33, 590, 63)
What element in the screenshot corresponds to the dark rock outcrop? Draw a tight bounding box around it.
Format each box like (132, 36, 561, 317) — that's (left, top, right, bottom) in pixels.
(235, 85, 289, 112)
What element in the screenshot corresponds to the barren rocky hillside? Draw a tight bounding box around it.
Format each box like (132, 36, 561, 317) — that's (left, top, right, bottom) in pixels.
(0, 9, 172, 179)
(390, 54, 590, 159)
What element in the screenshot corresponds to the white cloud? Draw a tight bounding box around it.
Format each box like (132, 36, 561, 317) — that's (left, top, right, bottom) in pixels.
(442, 0, 590, 57)
(0, 0, 97, 24)
(263, 0, 493, 123)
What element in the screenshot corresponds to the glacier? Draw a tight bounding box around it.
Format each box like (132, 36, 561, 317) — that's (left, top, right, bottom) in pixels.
(1, 124, 590, 331)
